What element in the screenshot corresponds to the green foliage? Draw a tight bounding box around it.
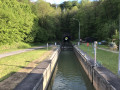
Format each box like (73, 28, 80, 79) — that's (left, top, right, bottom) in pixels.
(59, 1, 79, 11)
(81, 0, 90, 6)
(72, 1, 79, 7)
(0, 0, 36, 44)
(33, 0, 61, 42)
(64, 1, 72, 9)
(112, 29, 119, 46)
(0, 42, 31, 50)
(0, 0, 61, 45)
(1, 0, 119, 45)
(69, 0, 120, 41)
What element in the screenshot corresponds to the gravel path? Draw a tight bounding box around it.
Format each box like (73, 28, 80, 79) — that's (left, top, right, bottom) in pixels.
(97, 47, 119, 54)
(0, 46, 46, 59)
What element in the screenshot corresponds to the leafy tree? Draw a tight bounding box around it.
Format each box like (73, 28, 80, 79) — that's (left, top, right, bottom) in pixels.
(1, 0, 120, 45)
(0, 0, 36, 44)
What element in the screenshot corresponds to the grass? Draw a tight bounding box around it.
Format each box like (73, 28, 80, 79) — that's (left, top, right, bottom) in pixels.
(78, 43, 118, 75)
(97, 44, 109, 49)
(0, 48, 49, 82)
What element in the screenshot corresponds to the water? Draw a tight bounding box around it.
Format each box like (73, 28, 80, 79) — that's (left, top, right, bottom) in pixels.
(47, 50, 95, 90)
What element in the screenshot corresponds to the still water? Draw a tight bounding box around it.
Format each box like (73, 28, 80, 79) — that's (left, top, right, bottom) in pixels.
(47, 50, 95, 90)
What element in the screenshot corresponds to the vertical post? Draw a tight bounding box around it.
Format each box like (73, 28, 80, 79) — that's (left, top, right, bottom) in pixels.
(118, 15, 120, 75)
(73, 18, 80, 46)
(55, 42, 56, 46)
(92, 43, 94, 53)
(94, 41, 97, 66)
(47, 43, 48, 50)
(79, 21, 80, 45)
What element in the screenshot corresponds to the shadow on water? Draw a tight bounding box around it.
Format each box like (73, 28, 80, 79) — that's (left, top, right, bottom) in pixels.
(47, 44, 95, 90)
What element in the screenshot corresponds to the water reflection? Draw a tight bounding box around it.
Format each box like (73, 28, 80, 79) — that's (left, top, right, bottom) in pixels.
(47, 51, 95, 90)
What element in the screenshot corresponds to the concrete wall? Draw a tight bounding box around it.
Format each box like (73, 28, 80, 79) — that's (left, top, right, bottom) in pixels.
(74, 46, 120, 90)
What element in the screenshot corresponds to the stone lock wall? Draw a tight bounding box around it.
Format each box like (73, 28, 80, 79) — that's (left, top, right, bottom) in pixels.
(74, 46, 120, 90)
(36, 47, 61, 90)
(15, 46, 61, 90)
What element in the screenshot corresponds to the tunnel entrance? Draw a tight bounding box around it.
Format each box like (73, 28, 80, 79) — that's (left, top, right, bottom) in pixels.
(63, 35, 70, 42)
(61, 35, 73, 50)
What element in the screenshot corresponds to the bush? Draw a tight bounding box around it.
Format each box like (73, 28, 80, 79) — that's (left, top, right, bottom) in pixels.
(0, 42, 31, 50)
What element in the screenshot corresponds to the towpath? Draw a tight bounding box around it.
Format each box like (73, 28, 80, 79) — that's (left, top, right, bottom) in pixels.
(97, 47, 119, 54)
(0, 46, 56, 90)
(0, 46, 46, 59)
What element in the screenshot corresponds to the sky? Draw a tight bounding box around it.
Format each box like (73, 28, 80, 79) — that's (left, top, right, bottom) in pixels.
(30, 0, 93, 4)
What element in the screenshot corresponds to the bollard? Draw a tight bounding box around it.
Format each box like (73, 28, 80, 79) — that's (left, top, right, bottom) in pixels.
(118, 15, 120, 76)
(55, 42, 56, 46)
(87, 43, 89, 51)
(47, 43, 48, 50)
(78, 42, 80, 46)
(94, 41, 97, 66)
(92, 43, 94, 53)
